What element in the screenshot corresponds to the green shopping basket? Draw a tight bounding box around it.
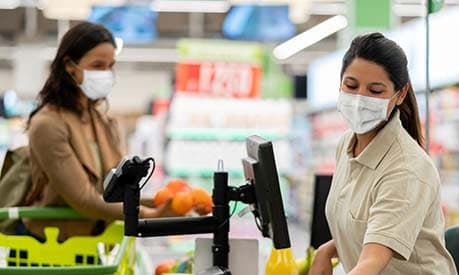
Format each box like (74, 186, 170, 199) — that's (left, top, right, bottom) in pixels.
(0, 207, 136, 275)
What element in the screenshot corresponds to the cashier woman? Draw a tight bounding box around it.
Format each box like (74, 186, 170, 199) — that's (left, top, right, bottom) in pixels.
(309, 33, 457, 275)
(23, 22, 175, 241)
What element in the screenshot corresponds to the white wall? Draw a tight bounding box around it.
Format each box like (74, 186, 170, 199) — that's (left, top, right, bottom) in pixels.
(108, 69, 171, 113)
(13, 45, 48, 99)
(0, 50, 172, 114)
(0, 69, 14, 91)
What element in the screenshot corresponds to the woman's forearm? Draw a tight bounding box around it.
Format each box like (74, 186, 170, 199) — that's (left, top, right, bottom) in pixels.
(348, 243, 393, 275)
(348, 258, 384, 275)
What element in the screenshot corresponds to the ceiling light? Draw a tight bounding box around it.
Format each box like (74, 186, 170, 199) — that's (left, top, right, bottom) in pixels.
(393, 3, 427, 17)
(42, 0, 90, 20)
(0, 0, 20, 9)
(151, 0, 230, 13)
(273, 15, 348, 60)
(115, 37, 124, 56)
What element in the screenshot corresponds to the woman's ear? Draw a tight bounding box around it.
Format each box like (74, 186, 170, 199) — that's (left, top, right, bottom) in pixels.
(397, 83, 410, 105)
(63, 57, 76, 77)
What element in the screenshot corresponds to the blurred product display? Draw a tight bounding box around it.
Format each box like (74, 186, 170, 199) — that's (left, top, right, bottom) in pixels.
(165, 94, 292, 177)
(0, 91, 32, 168)
(428, 88, 459, 227)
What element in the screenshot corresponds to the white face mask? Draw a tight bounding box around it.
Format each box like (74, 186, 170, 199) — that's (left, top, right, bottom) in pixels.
(79, 69, 115, 100)
(337, 91, 399, 134)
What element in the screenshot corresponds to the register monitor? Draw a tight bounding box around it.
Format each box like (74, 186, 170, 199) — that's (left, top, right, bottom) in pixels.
(242, 135, 291, 249)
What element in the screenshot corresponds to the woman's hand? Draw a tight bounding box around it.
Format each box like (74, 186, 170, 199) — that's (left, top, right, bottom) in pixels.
(308, 240, 337, 275)
(308, 250, 333, 275)
(140, 197, 155, 208)
(140, 196, 212, 217)
(139, 199, 179, 218)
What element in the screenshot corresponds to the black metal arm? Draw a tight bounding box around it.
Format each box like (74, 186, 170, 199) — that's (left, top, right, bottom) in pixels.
(107, 157, 258, 274)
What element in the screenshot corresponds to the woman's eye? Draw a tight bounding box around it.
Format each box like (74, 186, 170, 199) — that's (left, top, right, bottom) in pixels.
(346, 85, 357, 90)
(89, 63, 106, 70)
(370, 90, 384, 94)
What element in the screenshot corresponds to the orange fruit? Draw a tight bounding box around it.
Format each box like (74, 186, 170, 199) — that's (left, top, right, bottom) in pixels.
(171, 191, 193, 216)
(191, 188, 213, 215)
(166, 179, 191, 195)
(155, 259, 175, 275)
(153, 188, 173, 207)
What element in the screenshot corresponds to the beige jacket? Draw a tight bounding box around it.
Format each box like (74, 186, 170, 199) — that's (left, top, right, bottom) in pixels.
(25, 105, 123, 241)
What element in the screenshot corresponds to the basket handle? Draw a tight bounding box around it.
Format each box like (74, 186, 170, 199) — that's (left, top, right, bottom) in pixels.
(0, 207, 85, 220)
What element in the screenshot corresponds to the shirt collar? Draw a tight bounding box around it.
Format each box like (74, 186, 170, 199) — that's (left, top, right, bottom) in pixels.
(346, 110, 402, 169)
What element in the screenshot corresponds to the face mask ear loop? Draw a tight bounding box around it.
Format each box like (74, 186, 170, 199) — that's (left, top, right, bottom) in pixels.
(386, 90, 402, 121)
(392, 90, 402, 104)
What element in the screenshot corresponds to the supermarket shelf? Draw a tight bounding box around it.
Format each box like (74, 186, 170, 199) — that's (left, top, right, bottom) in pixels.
(167, 128, 287, 141)
(167, 168, 244, 178)
(167, 168, 288, 178)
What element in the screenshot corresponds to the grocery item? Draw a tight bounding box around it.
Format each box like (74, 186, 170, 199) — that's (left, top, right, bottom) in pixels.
(166, 179, 192, 194)
(171, 192, 193, 216)
(190, 187, 213, 215)
(155, 259, 176, 275)
(295, 247, 339, 275)
(153, 180, 214, 216)
(153, 188, 173, 207)
(265, 247, 298, 275)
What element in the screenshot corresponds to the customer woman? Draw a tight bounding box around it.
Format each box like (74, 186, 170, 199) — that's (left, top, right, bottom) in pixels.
(309, 33, 457, 275)
(24, 22, 173, 241)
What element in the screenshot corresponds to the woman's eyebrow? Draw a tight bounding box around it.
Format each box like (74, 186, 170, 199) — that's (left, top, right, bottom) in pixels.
(368, 82, 387, 87)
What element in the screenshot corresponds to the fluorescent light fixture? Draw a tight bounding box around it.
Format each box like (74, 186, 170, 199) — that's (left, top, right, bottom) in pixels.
(37, 0, 48, 10)
(0, 0, 20, 9)
(229, 0, 289, 4)
(289, 0, 311, 24)
(115, 37, 124, 56)
(273, 15, 348, 60)
(151, 0, 230, 13)
(393, 4, 427, 17)
(309, 2, 345, 15)
(42, 0, 90, 20)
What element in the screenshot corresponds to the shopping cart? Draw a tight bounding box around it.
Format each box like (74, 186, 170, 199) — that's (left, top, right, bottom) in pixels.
(0, 206, 137, 275)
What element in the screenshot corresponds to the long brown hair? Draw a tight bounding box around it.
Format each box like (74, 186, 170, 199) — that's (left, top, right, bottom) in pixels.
(28, 22, 115, 125)
(341, 32, 424, 147)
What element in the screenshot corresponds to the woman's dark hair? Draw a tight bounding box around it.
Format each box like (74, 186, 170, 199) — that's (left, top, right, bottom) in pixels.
(341, 32, 424, 147)
(28, 22, 115, 124)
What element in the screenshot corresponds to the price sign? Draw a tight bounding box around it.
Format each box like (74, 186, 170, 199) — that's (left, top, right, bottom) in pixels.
(175, 62, 262, 98)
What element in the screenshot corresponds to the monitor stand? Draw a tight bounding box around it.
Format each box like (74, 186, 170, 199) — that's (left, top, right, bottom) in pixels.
(112, 158, 256, 275)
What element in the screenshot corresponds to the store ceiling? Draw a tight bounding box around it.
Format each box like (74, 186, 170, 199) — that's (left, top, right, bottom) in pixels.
(0, 0, 458, 71)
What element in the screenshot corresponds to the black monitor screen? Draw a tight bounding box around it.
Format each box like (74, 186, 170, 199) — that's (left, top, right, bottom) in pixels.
(310, 174, 333, 249)
(242, 135, 291, 249)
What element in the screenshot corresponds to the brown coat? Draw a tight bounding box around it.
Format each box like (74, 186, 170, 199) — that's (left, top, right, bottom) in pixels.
(24, 105, 123, 241)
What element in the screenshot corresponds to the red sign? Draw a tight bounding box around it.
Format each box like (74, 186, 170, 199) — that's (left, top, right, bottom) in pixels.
(175, 62, 262, 98)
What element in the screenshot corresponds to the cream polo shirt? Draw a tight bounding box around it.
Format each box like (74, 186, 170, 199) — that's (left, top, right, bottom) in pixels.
(325, 111, 457, 275)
